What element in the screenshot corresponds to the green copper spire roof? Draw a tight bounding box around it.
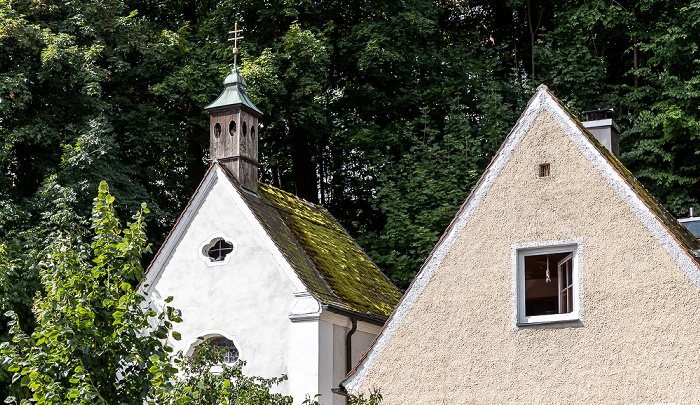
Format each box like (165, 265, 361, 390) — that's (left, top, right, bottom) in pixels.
(205, 23, 262, 115)
(205, 66, 263, 115)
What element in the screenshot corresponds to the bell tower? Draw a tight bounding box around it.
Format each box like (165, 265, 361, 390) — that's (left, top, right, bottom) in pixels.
(205, 23, 263, 192)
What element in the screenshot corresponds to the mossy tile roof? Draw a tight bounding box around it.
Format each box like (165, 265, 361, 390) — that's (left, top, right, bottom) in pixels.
(220, 166, 401, 320)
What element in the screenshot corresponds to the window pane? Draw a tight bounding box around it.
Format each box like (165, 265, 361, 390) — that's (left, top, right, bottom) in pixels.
(207, 238, 234, 262)
(198, 336, 239, 363)
(523, 252, 570, 316)
(557, 255, 574, 314)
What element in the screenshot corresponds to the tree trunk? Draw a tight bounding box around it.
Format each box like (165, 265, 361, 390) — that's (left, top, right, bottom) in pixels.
(187, 102, 205, 192)
(527, 0, 536, 81)
(632, 5, 639, 89)
(288, 120, 318, 203)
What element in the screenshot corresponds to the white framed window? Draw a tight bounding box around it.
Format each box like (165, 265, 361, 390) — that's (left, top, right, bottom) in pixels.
(512, 239, 583, 327)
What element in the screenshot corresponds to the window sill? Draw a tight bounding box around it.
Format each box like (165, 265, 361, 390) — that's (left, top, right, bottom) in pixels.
(515, 317, 583, 331)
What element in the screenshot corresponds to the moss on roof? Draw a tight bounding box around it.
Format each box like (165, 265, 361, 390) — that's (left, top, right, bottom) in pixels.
(545, 88, 700, 263)
(257, 183, 402, 318)
(218, 166, 400, 320)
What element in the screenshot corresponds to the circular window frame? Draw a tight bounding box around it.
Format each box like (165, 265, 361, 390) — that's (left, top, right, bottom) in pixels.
(199, 233, 237, 266)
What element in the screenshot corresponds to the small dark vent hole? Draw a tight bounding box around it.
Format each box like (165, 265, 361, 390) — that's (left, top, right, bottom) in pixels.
(539, 163, 551, 177)
(229, 121, 236, 136)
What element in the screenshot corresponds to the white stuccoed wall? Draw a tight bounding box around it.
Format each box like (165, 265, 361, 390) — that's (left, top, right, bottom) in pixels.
(144, 167, 385, 405)
(145, 168, 306, 397)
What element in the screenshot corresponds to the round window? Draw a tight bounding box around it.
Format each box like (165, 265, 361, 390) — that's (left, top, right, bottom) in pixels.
(251, 127, 256, 140)
(213, 123, 222, 138)
(242, 121, 248, 137)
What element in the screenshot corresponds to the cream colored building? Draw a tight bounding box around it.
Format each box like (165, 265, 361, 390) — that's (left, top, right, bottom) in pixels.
(339, 85, 700, 404)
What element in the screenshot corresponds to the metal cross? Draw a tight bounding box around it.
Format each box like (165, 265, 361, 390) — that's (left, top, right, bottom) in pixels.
(228, 22, 244, 55)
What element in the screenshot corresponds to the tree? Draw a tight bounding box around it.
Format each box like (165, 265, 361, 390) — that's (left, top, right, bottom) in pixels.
(2, 0, 697, 304)
(163, 343, 292, 405)
(1, 181, 180, 404)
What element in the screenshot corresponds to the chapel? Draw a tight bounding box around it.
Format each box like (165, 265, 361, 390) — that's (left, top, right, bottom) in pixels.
(143, 30, 401, 405)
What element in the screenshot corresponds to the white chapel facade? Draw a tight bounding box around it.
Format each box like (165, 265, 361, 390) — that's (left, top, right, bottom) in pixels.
(143, 42, 401, 404)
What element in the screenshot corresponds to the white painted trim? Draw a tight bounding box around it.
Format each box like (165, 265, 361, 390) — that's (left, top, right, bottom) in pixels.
(511, 239, 583, 330)
(184, 329, 243, 364)
(216, 168, 308, 292)
(342, 85, 700, 394)
(289, 291, 322, 322)
(142, 169, 219, 293)
(198, 232, 237, 266)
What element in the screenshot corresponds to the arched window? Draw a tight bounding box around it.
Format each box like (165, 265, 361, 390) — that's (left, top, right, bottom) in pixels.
(213, 122, 222, 138)
(195, 336, 239, 363)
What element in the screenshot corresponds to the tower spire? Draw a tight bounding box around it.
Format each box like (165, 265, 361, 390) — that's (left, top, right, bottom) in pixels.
(228, 22, 244, 68)
(205, 22, 262, 192)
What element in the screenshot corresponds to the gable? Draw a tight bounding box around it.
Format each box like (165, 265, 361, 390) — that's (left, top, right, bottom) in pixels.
(142, 166, 310, 383)
(342, 86, 700, 402)
(146, 163, 401, 323)
(143, 165, 306, 296)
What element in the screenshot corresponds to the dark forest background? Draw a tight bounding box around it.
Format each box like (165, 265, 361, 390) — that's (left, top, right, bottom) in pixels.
(1, 0, 699, 392)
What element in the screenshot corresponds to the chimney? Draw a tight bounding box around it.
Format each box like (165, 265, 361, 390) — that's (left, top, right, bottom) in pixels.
(582, 108, 620, 158)
(679, 205, 700, 241)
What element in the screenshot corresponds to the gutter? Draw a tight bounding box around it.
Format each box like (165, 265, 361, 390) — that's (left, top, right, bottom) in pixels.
(344, 316, 357, 405)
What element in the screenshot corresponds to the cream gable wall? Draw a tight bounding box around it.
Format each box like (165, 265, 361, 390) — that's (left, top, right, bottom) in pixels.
(347, 97, 700, 403)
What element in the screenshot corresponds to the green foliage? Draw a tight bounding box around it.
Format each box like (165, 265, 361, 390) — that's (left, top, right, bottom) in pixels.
(357, 114, 483, 288)
(1, 0, 698, 322)
(162, 342, 292, 405)
(301, 389, 382, 405)
(0, 183, 364, 405)
(348, 389, 383, 405)
(1, 181, 180, 404)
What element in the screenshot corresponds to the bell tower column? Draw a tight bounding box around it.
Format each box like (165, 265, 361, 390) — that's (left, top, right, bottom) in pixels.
(205, 23, 263, 192)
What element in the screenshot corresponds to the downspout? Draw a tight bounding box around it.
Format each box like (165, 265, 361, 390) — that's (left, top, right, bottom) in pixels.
(345, 316, 357, 405)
